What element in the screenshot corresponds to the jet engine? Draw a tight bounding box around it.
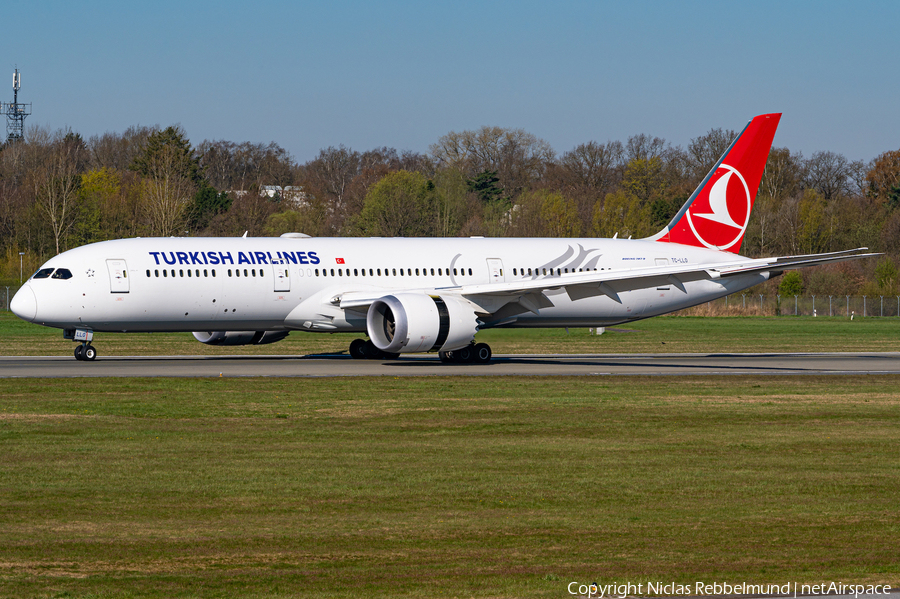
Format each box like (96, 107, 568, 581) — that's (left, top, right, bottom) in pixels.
(366, 293, 478, 354)
(192, 331, 290, 346)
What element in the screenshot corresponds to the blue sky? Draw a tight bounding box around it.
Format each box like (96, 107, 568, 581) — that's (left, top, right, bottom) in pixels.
(3, 0, 898, 163)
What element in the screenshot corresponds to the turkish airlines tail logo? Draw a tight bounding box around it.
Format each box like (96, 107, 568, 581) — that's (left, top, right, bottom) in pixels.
(655, 113, 781, 254)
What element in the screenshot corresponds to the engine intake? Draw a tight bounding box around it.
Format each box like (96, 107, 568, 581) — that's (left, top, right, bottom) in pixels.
(192, 330, 290, 346)
(366, 294, 478, 354)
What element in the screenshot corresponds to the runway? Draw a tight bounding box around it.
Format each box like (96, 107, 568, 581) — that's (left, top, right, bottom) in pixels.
(2, 352, 900, 377)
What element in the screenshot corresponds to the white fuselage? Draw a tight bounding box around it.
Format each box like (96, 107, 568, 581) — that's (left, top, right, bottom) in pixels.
(15, 236, 767, 334)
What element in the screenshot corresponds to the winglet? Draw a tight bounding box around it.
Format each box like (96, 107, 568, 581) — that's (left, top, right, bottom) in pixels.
(648, 113, 781, 254)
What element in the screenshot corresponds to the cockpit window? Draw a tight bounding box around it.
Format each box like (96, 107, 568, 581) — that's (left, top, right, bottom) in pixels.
(51, 268, 73, 280)
(32, 268, 55, 279)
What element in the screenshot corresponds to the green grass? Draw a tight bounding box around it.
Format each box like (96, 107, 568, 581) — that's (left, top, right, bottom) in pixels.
(2, 311, 900, 357)
(1, 376, 898, 597)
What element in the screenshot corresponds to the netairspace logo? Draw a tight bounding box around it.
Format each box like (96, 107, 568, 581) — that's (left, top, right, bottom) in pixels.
(566, 581, 892, 598)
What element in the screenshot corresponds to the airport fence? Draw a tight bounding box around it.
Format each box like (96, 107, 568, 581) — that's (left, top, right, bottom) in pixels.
(2, 285, 18, 312)
(2, 284, 899, 318)
(678, 294, 900, 317)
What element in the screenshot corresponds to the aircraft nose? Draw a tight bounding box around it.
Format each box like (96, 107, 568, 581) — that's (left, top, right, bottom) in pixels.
(10, 285, 37, 322)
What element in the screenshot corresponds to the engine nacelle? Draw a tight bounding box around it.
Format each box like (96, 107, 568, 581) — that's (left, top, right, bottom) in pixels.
(192, 330, 290, 346)
(366, 293, 478, 354)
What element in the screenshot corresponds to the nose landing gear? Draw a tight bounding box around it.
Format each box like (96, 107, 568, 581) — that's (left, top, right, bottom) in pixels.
(74, 343, 97, 361)
(66, 328, 97, 361)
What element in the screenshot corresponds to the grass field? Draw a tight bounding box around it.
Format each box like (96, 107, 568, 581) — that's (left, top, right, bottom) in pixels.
(2, 311, 899, 357)
(1, 376, 898, 598)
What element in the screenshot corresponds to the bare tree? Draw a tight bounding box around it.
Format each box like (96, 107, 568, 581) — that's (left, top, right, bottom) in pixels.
(805, 150, 850, 200)
(759, 147, 805, 202)
(430, 127, 554, 198)
(625, 133, 668, 162)
(141, 145, 197, 236)
(30, 131, 87, 254)
(686, 127, 736, 181)
(88, 125, 156, 172)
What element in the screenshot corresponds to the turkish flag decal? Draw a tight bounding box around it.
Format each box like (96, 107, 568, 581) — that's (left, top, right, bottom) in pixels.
(335, 258, 345, 264)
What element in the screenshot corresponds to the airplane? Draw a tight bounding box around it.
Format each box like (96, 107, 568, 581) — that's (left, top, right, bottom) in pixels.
(10, 113, 876, 363)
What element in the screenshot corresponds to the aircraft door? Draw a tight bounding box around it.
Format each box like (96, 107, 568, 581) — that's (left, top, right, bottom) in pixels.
(106, 259, 129, 293)
(274, 263, 290, 292)
(486, 258, 505, 283)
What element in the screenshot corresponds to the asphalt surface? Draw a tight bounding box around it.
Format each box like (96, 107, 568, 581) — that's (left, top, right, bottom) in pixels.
(3, 352, 900, 377)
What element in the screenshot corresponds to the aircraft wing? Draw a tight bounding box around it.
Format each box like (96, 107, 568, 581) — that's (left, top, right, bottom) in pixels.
(339, 248, 877, 313)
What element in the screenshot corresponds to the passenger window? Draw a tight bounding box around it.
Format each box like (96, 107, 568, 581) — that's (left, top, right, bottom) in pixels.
(315, 269, 319, 276)
(163, 270, 168, 277)
(155, 269, 159, 277)
(228, 269, 232, 277)
(415, 268, 419, 276)
(204, 269, 208, 277)
(236, 270, 241, 277)
(468, 268, 472, 276)
(146, 269, 150, 277)
(212, 270, 216, 277)
(260, 269, 264, 277)
(179, 269, 183, 277)
(438, 268, 442, 276)
(252, 269, 256, 277)
(392, 268, 396, 276)
(453, 268, 457, 276)
(354, 269, 359, 276)
(187, 270, 191, 277)
(33, 268, 54, 279)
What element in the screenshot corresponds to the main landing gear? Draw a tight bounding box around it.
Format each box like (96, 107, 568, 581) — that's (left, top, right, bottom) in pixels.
(439, 342, 492, 364)
(348, 339, 493, 364)
(74, 343, 97, 361)
(349, 338, 400, 360)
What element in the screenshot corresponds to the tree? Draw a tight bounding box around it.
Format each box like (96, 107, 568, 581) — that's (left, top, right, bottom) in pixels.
(759, 147, 804, 202)
(866, 149, 900, 207)
(187, 184, 232, 232)
(73, 167, 121, 245)
(510, 189, 580, 237)
(805, 150, 850, 200)
(130, 126, 200, 236)
(467, 170, 503, 204)
(430, 126, 554, 198)
(432, 167, 468, 237)
(796, 189, 829, 253)
(355, 170, 437, 237)
(778, 271, 803, 297)
(130, 126, 200, 185)
(31, 132, 87, 254)
(874, 256, 898, 294)
(686, 127, 736, 182)
(592, 190, 652, 239)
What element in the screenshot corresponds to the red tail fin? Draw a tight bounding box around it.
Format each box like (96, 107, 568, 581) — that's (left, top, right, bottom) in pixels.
(650, 113, 781, 253)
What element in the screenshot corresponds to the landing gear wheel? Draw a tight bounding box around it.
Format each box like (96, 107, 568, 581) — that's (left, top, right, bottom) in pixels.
(74, 345, 84, 361)
(83, 345, 97, 361)
(362, 340, 381, 359)
(455, 345, 476, 363)
(349, 338, 367, 359)
(473, 343, 492, 364)
(438, 351, 453, 363)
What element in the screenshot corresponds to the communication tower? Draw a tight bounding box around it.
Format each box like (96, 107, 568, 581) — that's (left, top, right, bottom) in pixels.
(3, 68, 31, 143)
